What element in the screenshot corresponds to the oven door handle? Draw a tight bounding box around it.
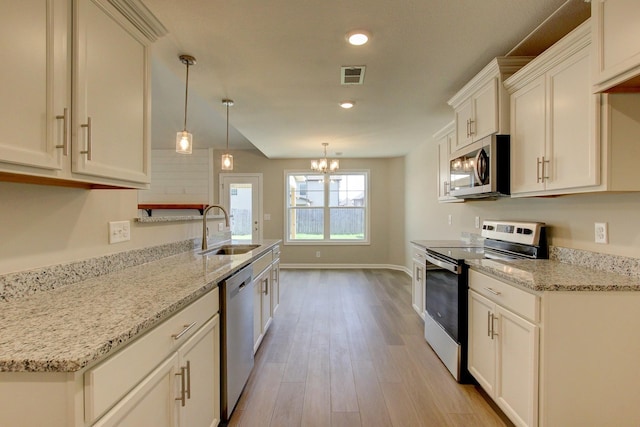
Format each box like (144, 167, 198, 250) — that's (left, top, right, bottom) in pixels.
(425, 253, 461, 275)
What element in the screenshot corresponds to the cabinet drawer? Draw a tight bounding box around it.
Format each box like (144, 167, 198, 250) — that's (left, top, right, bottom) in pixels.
(469, 269, 539, 322)
(84, 287, 219, 423)
(411, 245, 427, 262)
(252, 251, 273, 277)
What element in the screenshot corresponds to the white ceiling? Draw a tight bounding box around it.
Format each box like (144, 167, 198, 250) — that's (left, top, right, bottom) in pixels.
(144, 0, 589, 159)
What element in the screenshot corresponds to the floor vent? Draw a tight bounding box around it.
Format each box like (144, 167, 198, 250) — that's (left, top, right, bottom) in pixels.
(340, 66, 366, 85)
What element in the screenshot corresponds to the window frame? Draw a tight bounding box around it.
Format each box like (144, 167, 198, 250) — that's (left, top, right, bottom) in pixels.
(284, 169, 370, 245)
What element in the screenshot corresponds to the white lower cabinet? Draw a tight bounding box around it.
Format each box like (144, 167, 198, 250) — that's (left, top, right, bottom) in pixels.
(469, 269, 640, 427)
(469, 272, 539, 427)
(0, 287, 220, 427)
(94, 315, 220, 427)
(252, 246, 281, 353)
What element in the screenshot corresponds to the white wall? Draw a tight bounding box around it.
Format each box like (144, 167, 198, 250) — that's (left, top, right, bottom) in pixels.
(0, 181, 205, 275)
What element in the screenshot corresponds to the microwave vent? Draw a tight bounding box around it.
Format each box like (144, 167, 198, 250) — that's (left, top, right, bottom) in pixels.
(341, 66, 366, 85)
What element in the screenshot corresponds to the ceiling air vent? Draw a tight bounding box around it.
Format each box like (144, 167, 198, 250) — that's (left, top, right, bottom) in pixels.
(341, 66, 366, 85)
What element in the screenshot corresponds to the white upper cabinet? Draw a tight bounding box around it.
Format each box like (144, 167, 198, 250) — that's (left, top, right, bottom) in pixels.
(448, 57, 533, 152)
(0, 0, 69, 172)
(592, 0, 640, 92)
(72, 0, 150, 185)
(434, 121, 463, 203)
(0, 0, 163, 189)
(507, 19, 640, 197)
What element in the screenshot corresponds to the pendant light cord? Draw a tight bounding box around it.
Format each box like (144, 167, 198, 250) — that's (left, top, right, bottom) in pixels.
(226, 102, 229, 150)
(183, 62, 190, 131)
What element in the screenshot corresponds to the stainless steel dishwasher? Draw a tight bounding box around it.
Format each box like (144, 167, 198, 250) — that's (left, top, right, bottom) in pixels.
(220, 264, 254, 421)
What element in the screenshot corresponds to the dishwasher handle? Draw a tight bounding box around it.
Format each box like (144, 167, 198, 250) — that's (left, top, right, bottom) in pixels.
(425, 252, 461, 275)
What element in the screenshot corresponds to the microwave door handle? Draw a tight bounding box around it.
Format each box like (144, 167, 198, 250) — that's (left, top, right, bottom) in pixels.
(425, 253, 461, 275)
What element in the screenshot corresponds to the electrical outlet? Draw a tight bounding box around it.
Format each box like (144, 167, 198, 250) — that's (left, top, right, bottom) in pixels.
(475, 216, 480, 229)
(109, 220, 131, 244)
(316, 251, 321, 258)
(448, 214, 452, 225)
(595, 222, 608, 244)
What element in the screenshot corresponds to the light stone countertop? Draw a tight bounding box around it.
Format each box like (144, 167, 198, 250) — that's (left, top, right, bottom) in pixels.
(0, 240, 280, 373)
(467, 258, 640, 292)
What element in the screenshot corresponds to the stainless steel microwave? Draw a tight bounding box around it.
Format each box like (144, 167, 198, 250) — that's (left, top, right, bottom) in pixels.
(449, 134, 510, 199)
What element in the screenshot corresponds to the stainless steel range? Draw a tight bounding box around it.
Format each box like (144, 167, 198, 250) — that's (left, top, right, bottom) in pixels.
(423, 220, 547, 383)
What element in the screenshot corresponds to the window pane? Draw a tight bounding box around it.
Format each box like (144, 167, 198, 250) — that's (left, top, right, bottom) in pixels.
(288, 208, 324, 240)
(330, 207, 365, 240)
(229, 183, 252, 240)
(329, 174, 366, 207)
(287, 174, 325, 207)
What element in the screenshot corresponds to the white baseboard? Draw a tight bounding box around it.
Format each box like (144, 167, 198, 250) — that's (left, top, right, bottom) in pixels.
(280, 263, 411, 276)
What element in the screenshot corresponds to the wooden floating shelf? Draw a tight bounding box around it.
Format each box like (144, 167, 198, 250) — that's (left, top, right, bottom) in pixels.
(138, 204, 208, 217)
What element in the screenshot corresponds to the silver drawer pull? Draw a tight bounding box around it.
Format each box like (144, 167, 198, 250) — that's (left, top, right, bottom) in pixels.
(484, 287, 501, 296)
(172, 321, 197, 340)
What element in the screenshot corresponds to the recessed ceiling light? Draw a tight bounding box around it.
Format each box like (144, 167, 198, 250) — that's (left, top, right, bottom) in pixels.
(346, 30, 370, 46)
(340, 101, 355, 109)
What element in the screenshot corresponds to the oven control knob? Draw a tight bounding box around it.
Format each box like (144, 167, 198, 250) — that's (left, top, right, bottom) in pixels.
(523, 228, 533, 235)
(517, 227, 523, 234)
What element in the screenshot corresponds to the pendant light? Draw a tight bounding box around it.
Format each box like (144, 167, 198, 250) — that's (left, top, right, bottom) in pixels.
(311, 143, 339, 173)
(176, 54, 196, 154)
(221, 99, 234, 170)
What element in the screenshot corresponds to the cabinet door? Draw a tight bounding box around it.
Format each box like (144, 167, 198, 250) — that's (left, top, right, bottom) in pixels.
(454, 99, 473, 150)
(437, 137, 451, 201)
(494, 306, 539, 427)
(546, 49, 600, 191)
(510, 75, 546, 195)
(412, 260, 425, 319)
(73, 0, 150, 184)
(0, 0, 68, 171)
(260, 270, 272, 334)
(468, 290, 496, 395)
(93, 353, 179, 427)
(472, 77, 499, 141)
(271, 259, 280, 316)
(593, 0, 640, 91)
(178, 315, 220, 427)
(253, 266, 272, 353)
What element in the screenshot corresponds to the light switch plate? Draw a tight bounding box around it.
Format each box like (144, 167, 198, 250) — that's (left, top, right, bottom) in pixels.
(109, 220, 131, 244)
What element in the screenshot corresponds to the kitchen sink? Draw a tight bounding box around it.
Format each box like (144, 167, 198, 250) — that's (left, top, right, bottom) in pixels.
(199, 244, 260, 256)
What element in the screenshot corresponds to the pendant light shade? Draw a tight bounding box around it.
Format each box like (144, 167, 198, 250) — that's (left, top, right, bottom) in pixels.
(221, 99, 234, 170)
(311, 143, 339, 173)
(176, 55, 196, 154)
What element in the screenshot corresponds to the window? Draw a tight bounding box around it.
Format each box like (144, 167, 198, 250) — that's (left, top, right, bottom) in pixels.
(285, 170, 369, 244)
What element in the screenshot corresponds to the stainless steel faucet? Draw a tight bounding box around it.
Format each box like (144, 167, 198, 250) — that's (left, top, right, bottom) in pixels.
(202, 204, 230, 250)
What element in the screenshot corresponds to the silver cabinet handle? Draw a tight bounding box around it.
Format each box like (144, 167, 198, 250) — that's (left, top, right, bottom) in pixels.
(444, 181, 450, 196)
(175, 365, 187, 406)
(484, 287, 501, 296)
(487, 311, 492, 337)
(55, 108, 68, 156)
(80, 117, 92, 160)
(466, 119, 470, 138)
(536, 157, 542, 183)
(490, 313, 498, 339)
(542, 156, 550, 182)
(172, 321, 197, 340)
(263, 278, 269, 295)
(185, 360, 191, 399)
(469, 119, 475, 136)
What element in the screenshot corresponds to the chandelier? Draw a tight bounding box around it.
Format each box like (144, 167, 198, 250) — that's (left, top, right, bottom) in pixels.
(311, 143, 339, 173)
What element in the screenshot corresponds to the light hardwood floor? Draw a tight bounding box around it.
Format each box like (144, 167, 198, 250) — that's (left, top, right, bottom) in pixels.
(228, 269, 510, 427)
